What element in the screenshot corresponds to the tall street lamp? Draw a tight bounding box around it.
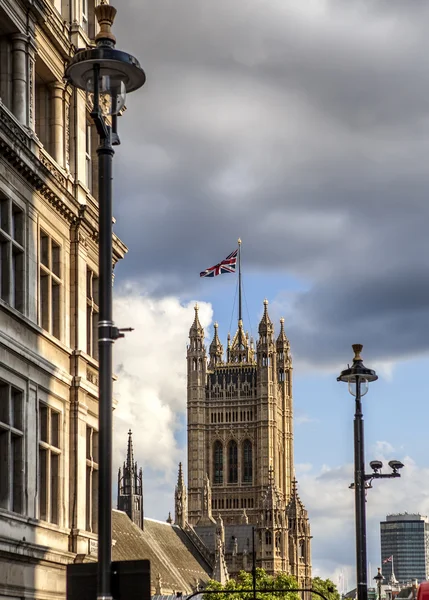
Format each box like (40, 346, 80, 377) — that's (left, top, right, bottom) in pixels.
(337, 345, 403, 600)
(65, 5, 145, 600)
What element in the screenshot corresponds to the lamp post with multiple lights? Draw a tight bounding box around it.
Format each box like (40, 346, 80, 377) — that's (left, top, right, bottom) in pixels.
(338, 345, 404, 600)
(65, 5, 145, 600)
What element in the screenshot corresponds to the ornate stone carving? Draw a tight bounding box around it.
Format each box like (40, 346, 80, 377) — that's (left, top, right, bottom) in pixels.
(39, 150, 67, 187)
(86, 368, 99, 386)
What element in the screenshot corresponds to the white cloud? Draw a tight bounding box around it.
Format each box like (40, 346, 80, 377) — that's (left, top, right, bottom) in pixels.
(112, 290, 213, 481)
(298, 456, 429, 585)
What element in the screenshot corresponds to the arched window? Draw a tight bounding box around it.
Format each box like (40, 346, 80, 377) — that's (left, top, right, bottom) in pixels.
(228, 440, 238, 483)
(265, 530, 272, 545)
(242, 439, 252, 483)
(213, 441, 223, 484)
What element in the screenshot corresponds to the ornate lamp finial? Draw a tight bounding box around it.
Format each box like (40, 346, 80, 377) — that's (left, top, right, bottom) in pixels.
(352, 344, 363, 361)
(95, 1, 117, 43)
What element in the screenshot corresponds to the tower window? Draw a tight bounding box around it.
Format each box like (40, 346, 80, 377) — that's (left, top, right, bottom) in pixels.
(242, 439, 252, 484)
(228, 440, 238, 484)
(213, 441, 223, 484)
(279, 368, 285, 382)
(265, 531, 272, 545)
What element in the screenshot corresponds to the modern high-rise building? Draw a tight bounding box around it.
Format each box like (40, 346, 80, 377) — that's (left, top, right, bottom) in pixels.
(184, 302, 312, 586)
(380, 513, 429, 583)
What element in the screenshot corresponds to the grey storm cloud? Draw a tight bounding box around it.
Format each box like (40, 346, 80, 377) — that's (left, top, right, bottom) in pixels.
(107, 0, 429, 363)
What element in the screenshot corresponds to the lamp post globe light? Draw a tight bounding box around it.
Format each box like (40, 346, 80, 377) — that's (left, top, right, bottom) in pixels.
(337, 345, 403, 600)
(65, 5, 145, 600)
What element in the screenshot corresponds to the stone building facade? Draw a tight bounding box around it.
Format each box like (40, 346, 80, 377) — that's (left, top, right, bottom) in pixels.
(184, 303, 312, 586)
(0, 0, 126, 598)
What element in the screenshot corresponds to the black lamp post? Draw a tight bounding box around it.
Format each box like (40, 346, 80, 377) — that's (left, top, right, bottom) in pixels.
(374, 568, 384, 600)
(337, 345, 403, 600)
(65, 6, 145, 600)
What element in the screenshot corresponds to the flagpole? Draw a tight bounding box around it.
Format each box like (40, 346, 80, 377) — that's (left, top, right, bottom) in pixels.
(238, 238, 242, 324)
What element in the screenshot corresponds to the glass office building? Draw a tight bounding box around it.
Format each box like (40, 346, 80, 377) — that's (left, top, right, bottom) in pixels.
(380, 514, 429, 583)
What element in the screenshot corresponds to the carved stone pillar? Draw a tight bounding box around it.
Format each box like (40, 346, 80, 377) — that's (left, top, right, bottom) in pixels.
(50, 81, 65, 166)
(64, 84, 73, 171)
(11, 34, 28, 125)
(27, 40, 37, 131)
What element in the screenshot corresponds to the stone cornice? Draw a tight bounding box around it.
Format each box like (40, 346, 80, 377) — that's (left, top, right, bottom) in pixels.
(0, 102, 127, 263)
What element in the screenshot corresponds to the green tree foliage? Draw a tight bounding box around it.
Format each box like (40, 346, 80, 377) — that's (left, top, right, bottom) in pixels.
(311, 577, 340, 600)
(204, 569, 300, 600)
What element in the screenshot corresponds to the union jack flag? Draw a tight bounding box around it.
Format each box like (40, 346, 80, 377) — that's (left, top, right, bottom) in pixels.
(383, 556, 393, 564)
(200, 249, 238, 277)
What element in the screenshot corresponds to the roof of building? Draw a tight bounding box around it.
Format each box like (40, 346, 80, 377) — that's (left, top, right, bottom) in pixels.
(112, 510, 212, 594)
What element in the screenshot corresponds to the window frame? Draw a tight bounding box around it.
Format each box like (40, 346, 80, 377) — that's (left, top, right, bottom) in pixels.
(0, 380, 24, 514)
(39, 228, 62, 340)
(38, 402, 61, 524)
(0, 193, 25, 313)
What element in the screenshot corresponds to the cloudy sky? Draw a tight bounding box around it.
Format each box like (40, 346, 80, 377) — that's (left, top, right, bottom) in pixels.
(108, 0, 429, 589)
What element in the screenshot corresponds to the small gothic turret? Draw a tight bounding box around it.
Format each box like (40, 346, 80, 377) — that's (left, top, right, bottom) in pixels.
(257, 466, 288, 572)
(175, 462, 188, 528)
(197, 474, 216, 525)
(189, 303, 205, 346)
(117, 430, 144, 529)
(286, 478, 312, 589)
(260, 466, 285, 528)
(209, 322, 223, 368)
(276, 317, 289, 346)
(258, 299, 274, 341)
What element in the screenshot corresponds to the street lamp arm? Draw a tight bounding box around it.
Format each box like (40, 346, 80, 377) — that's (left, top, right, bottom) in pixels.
(364, 472, 401, 481)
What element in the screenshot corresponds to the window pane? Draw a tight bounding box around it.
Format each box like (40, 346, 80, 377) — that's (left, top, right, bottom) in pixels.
(51, 411, 60, 448)
(214, 441, 223, 485)
(40, 232, 49, 268)
(40, 270, 50, 331)
(52, 280, 60, 339)
(39, 447, 48, 520)
(0, 239, 11, 303)
(12, 434, 23, 513)
(50, 453, 59, 524)
(11, 388, 23, 430)
(40, 404, 48, 442)
(0, 430, 10, 509)
(13, 247, 24, 312)
(12, 205, 24, 246)
(51, 241, 60, 277)
(0, 382, 9, 424)
(228, 441, 238, 484)
(0, 197, 10, 233)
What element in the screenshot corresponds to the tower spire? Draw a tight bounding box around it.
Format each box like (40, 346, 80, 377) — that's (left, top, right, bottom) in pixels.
(126, 428, 134, 471)
(117, 430, 144, 529)
(175, 462, 187, 527)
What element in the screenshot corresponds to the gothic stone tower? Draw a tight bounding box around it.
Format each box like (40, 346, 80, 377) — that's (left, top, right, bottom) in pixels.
(187, 301, 311, 579)
(117, 430, 144, 529)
